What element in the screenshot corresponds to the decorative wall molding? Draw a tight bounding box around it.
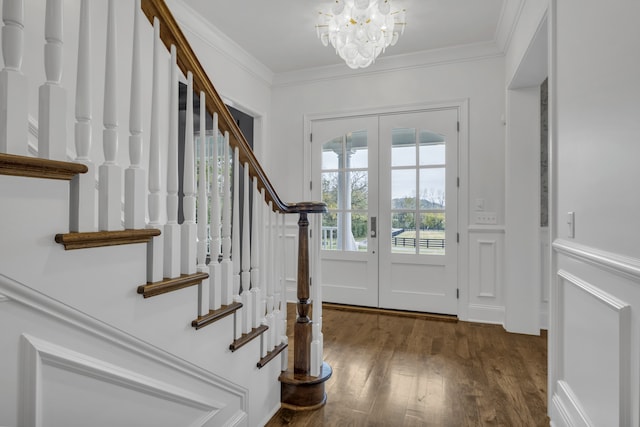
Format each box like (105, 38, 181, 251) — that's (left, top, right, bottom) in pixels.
(20, 334, 221, 427)
(494, 0, 525, 54)
(468, 224, 506, 233)
(274, 42, 504, 88)
(557, 269, 630, 312)
(551, 381, 594, 427)
(477, 239, 498, 297)
(0, 273, 247, 409)
(556, 269, 631, 426)
(553, 238, 640, 280)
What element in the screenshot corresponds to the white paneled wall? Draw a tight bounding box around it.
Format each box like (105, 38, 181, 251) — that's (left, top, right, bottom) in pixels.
(551, 242, 637, 426)
(0, 274, 247, 427)
(467, 226, 505, 324)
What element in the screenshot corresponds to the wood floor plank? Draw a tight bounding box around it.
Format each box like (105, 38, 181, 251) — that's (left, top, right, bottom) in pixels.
(268, 304, 549, 426)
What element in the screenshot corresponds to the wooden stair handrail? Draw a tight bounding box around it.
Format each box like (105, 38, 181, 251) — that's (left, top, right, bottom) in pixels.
(140, 0, 325, 215)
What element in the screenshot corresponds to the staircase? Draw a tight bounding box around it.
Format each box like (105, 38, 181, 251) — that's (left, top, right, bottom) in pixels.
(0, 1, 328, 426)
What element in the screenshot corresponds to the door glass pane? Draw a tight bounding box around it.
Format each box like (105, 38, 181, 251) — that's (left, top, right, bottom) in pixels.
(390, 123, 447, 256)
(391, 128, 416, 166)
(352, 212, 368, 251)
(321, 130, 369, 252)
(419, 168, 445, 209)
(322, 172, 339, 209)
(348, 171, 368, 209)
(419, 140, 445, 166)
(391, 212, 416, 254)
(392, 169, 416, 209)
(347, 130, 368, 168)
(322, 136, 342, 169)
(322, 212, 339, 250)
(418, 213, 445, 255)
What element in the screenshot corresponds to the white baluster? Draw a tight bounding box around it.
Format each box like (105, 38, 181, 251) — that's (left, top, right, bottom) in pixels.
(241, 162, 252, 334)
(182, 72, 197, 275)
(196, 92, 207, 276)
(232, 146, 243, 340)
(147, 18, 164, 283)
(271, 209, 282, 349)
(250, 177, 261, 329)
(311, 214, 324, 376)
(220, 132, 234, 305)
(193, 84, 209, 316)
(0, 0, 28, 155)
(38, 0, 66, 160)
(98, 0, 122, 231)
(124, 0, 145, 230)
(70, 0, 94, 232)
(232, 147, 241, 296)
(164, 45, 180, 278)
(265, 202, 276, 350)
(209, 113, 222, 311)
(280, 213, 289, 371)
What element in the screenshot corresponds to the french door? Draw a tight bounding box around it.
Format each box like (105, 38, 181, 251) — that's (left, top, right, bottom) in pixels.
(311, 108, 459, 315)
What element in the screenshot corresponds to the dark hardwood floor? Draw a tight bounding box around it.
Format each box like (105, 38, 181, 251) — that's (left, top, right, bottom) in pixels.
(267, 305, 548, 426)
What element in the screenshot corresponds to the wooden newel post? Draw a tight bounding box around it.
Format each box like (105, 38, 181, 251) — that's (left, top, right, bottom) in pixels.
(280, 203, 332, 411)
(295, 212, 312, 375)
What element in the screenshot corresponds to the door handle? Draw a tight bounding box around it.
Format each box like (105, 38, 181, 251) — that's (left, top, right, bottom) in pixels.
(370, 216, 377, 238)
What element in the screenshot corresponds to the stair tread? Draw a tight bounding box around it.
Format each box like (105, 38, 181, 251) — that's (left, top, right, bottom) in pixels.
(0, 153, 87, 180)
(56, 228, 161, 250)
(137, 272, 209, 298)
(229, 325, 269, 352)
(192, 302, 243, 330)
(257, 342, 288, 369)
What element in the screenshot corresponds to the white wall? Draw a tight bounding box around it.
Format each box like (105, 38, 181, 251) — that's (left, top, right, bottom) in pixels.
(270, 55, 506, 322)
(549, 0, 640, 425)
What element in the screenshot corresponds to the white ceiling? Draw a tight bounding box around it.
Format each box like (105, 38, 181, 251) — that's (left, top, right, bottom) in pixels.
(185, 0, 508, 74)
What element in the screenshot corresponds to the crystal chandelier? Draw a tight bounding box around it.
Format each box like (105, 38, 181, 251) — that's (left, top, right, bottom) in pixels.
(316, 0, 406, 69)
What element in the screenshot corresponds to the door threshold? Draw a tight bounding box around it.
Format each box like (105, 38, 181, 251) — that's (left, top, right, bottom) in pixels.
(322, 303, 458, 323)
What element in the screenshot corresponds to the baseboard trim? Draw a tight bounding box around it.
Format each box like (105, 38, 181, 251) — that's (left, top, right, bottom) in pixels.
(466, 303, 505, 325)
(322, 303, 458, 322)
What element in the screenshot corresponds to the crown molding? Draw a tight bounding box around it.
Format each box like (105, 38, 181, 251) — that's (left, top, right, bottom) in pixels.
(494, 0, 526, 54)
(273, 41, 503, 87)
(166, 0, 274, 87)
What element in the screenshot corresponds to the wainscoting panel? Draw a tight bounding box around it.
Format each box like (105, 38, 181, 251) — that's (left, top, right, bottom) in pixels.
(477, 239, 498, 297)
(467, 226, 505, 324)
(551, 239, 638, 427)
(0, 274, 247, 427)
(21, 335, 221, 427)
(556, 270, 630, 427)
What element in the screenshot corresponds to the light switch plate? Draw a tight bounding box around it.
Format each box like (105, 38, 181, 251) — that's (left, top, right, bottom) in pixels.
(567, 212, 575, 238)
(475, 211, 497, 225)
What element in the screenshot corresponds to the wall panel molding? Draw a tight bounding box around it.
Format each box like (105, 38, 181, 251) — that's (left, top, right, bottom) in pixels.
(555, 269, 631, 426)
(554, 238, 640, 280)
(20, 334, 221, 427)
(467, 229, 504, 325)
(478, 239, 498, 297)
(551, 380, 594, 427)
(0, 273, 247, 413)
